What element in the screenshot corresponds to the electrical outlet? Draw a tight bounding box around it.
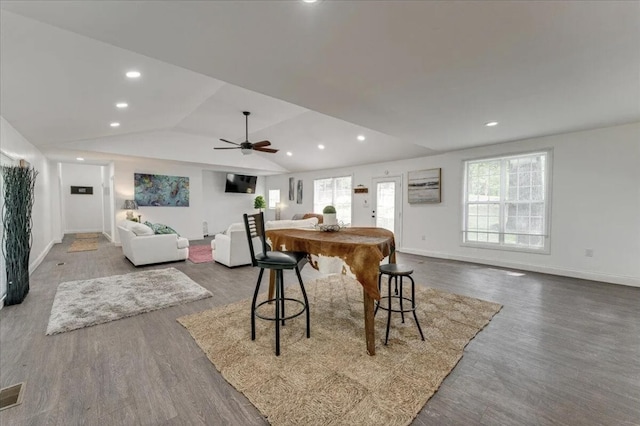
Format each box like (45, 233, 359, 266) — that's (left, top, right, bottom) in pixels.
(585, 248, 594, 257)
(421, 235, 426, 241)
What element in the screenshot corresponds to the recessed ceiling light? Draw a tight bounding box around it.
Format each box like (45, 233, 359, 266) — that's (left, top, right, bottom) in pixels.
(357, 135, 366, 141)
(116, 102, 128, 108)
(303, 0, 318, 3)
(110, 122, 120, 127)
(318, 144, 325, 150)
(286, 152, 293, 156)
(76, 157, 84, 161)
(485, 121, 499, 127)
(126, 70, 141, 79)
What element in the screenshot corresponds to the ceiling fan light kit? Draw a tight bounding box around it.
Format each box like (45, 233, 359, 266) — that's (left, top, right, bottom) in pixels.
(214, 111, 279, 154)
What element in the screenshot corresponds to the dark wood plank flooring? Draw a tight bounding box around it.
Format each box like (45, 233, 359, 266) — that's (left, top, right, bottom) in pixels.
(1, 235, 638, 425)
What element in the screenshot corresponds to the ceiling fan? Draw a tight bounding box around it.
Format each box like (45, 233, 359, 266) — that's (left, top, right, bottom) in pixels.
(214, 111, 278, 155)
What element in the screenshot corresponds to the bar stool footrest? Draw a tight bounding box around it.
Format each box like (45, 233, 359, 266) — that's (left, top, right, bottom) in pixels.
(255, 298, 307, 322)
(375, 296, 418, 314)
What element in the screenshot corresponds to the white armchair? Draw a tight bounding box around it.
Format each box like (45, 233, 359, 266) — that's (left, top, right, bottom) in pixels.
(117, 221, 189, 266)
(212, 217, 318, 267)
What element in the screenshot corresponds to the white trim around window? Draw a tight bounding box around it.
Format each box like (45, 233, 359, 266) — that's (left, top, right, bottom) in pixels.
(313, 175, 353, 225)
(268, 189, 280, 210)
(461, 149, 553, 254)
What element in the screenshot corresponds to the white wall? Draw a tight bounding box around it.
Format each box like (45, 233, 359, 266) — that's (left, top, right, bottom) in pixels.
(111, 159, 268, 243)
(113, 158, 205, 242)
(0, 117, 57, 303)
(60, 163, 103, 233)
(202, 170, 267, 235)
(266, 122, 640, 287)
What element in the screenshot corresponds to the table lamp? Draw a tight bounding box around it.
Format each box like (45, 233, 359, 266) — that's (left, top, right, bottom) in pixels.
(123, 200, 138, 221)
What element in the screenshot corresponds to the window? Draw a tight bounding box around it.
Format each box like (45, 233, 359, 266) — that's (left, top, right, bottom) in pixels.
(268, 189, 280, 210)
(463, 151, 551, 252)
(313, 176, 352, 224)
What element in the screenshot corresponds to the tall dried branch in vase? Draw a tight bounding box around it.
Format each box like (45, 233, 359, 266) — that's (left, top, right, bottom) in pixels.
(1, 165, 38, 305)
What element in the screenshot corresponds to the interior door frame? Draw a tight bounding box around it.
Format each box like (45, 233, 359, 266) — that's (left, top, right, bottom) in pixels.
(371, 175, 403, 248)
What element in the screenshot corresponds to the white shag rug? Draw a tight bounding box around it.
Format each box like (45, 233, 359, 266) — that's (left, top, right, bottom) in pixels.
(46, 267, 212, 335)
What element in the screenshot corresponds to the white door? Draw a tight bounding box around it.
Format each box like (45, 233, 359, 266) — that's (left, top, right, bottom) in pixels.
(371, 176, 402, 246)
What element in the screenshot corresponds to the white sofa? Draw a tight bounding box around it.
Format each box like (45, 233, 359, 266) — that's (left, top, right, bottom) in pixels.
(117, 221, 189, 266)
(212, 217, 318, 267)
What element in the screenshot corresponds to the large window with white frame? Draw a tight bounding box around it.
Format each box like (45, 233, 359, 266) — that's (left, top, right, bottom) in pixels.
(462, 150, 551, 252)
(268, 189, 280, 210)
(313, 176, 352, 224)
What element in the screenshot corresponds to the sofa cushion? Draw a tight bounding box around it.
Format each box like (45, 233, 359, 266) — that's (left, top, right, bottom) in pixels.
(266, 217, 318, 229)
(129, 222, 154, 236)
(303, 213, 324, 224)
(224, 222, 246, 234)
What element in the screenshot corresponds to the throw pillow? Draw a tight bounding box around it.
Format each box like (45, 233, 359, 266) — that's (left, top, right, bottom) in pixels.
(150, 223, 179, 236)
(129, 222, 154, 236)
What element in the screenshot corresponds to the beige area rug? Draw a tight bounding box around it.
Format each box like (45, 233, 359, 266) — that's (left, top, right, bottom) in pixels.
(75, 232, 100, 239)
(178, 275, 502, 426)
(67, 238, 98, 252)
(47, 268, 212, 335)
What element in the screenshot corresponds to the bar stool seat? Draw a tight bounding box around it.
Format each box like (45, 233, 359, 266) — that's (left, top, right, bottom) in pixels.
(375, 263, 425, 345)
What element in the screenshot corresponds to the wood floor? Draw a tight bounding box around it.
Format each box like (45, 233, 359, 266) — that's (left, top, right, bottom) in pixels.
(1, 234, 639, 425)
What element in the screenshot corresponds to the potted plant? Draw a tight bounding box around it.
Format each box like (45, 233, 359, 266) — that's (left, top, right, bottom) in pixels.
(254, 195, 266, 212)
(322, 205, 338, 225)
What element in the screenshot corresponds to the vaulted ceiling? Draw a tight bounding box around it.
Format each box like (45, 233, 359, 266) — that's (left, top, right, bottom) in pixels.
(1, 1, 638, 174)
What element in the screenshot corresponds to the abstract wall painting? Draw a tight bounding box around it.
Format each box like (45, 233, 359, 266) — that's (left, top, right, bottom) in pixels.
(408, 168, 441, 203)
(134, 173, 190, 207)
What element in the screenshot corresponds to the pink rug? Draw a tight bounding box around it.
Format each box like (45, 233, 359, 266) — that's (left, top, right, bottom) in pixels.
(188, 245, 214, 264)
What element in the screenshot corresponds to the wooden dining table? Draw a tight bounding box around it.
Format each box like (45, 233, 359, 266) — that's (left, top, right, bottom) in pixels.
(265, 227, 396, 355)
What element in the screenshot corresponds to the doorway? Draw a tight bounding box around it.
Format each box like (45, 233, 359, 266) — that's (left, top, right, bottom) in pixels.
(371, 176, 402, 247)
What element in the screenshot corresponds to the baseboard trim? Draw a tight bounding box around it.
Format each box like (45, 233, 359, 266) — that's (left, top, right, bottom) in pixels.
(398, 248, 640, 288)
(29, 239, 56, 275)
(102, 232, 113, 243)
(64, 229, 103, 234)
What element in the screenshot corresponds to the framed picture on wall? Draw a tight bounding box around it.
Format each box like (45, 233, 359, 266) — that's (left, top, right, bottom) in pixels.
(408, 168, 441, 203)
(70, 186, 93, 195)
(134, 173, 190, 207)
(296, 179, 303, 204)
(289, 177, 295, 201)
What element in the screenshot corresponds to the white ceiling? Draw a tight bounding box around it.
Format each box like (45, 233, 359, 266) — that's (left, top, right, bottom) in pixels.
(1, 1, 638, 173)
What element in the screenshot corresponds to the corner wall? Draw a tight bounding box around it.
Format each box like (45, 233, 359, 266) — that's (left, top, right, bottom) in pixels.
(0, 117, 57, 303)
(202, 170, 266, 236)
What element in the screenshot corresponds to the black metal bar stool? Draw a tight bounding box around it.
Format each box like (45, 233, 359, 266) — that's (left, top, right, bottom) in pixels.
(243, 213, 310, 356)
(375, 263, 425, 345)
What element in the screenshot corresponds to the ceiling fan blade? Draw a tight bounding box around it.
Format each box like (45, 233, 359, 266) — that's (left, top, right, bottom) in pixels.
(219, 138, 241, 146)
(214, 147, 241, 150)
(252, 140, 271, 148)
(254, 147, 279, 153)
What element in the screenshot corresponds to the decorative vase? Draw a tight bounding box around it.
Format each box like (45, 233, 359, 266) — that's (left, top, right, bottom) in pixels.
(323, 213, 338, 226)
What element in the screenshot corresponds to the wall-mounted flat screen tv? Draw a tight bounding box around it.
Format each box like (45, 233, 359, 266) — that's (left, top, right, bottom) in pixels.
(225, 173, 258, 194)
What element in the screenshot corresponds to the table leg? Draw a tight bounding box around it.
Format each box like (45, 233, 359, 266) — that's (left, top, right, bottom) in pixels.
(268, 270, 276, 303)
(363, 289, 376, 355)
